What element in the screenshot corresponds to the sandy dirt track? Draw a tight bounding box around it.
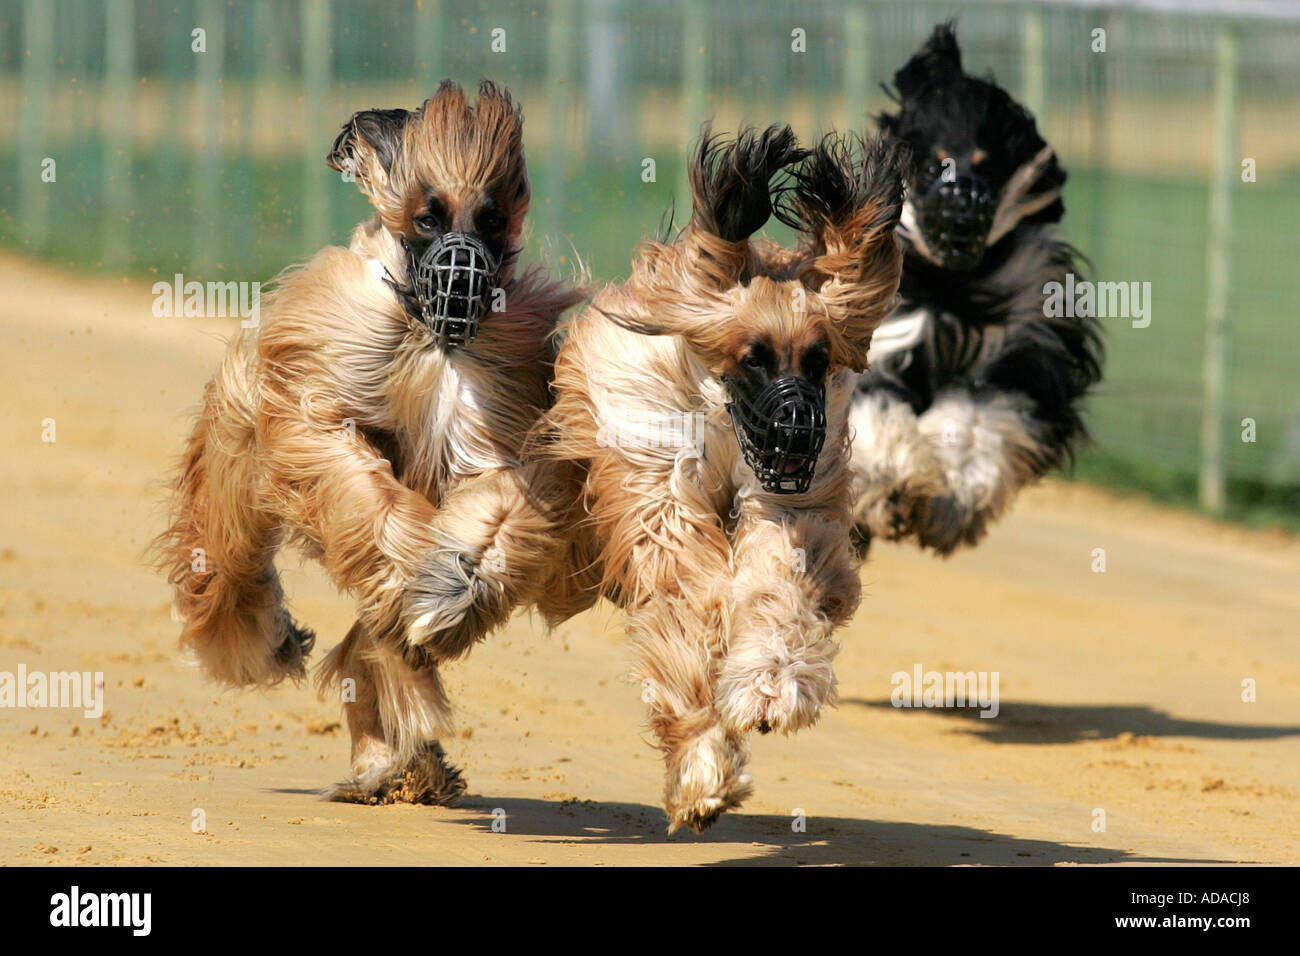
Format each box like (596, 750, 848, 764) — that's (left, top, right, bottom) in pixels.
(1, 253, 1298, 866)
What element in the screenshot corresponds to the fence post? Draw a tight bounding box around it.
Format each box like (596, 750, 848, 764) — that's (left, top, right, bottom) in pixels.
(193, 0, 224, 275)
(841, 4, 869, 133)
(679, 0, 707, 220)
(253, 2, 285, 153)
(585, 0, 624, 161)
(766, 7, 790, 149)
(101, 0, 136, 271)
(415, 0, 443, 92)
(543, 0, 574, 244)
(1021, 4, 1047, 122)
(18, 0, 53, 252)
(302, 0, 331, 249)
(1086, 10, 1111, 270)
(1199, 24, 1240, 514)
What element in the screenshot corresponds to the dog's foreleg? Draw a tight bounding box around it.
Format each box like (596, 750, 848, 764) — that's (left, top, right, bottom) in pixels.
(627, 595, 754, 834)
(404, 459, 579, 658)
(596, 491, 750, 832)
(273, 429, 445, 649)
(848, 391, 946, 552)
(915, 389, 1048, 555)
(718, 507, 857, 736)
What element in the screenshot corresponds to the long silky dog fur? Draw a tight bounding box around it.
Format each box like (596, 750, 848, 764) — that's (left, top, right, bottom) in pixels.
(849, 23, 1103, 556)
(539, 126, 907, 832)
(154, 81, 588, 804)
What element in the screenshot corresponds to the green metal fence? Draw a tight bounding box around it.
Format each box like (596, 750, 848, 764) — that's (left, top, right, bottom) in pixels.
(1, 0, 1298, 519)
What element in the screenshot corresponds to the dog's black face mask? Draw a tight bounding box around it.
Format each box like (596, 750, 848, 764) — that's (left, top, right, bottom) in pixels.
(880, 23, 1067, 273)
(725, 376, 828, 495)
(401, 232, 500, 348)
(913, 170, 997, 272)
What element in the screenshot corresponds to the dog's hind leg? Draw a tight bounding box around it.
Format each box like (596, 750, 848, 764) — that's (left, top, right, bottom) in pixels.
(317, 620, 464, 805)
(157, 382, 314, 687)
(718, 506, 859, 737)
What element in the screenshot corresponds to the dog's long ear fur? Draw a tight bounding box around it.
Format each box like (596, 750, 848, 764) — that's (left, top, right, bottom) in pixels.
(791, 132, 909, 371)
(684, 124, 806, 288)
(327, 107, 413, 208)
(613, 125, 806, 342)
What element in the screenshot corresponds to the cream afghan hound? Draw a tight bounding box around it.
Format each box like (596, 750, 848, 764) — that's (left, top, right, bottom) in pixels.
(540, 126, 907, 832)
(154, 81, 589, 804)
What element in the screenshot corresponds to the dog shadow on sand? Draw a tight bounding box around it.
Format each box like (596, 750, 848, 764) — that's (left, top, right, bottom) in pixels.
(841, 698, 1300, 746)
(440, 795, 1233, 866)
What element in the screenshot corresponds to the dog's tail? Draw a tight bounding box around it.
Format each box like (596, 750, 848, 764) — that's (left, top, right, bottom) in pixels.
(151, 337, 314, 687)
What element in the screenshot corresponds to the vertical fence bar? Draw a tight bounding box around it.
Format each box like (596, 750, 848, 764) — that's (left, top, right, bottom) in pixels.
(415, 0, 443, 91)
(253, 1, 284, 140)
(193, 0, 224, 274)
(585, 0, 624, 160)
(1199, 23, 1240, 514)
(767, 5, 790, 152)
(543, 0, 574, 244)
(1021, 3, 1047, 122)
(1086, 10, 1110, 268)
(679, 0, 707, 218)
(841, 3, 869, 133)
(101, 0, 136, 271)
(809, 9, 829, 135)
(250, 2, 283, 269)
(302, 0, 331, 249)
(18, 0, 54, 251)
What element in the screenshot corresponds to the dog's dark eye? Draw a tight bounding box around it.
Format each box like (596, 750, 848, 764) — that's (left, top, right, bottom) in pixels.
(479, 210, 507, 234)
(414, 197, 446, 235)
(741, 343, 773, 372)
(803, 347, 830, 381)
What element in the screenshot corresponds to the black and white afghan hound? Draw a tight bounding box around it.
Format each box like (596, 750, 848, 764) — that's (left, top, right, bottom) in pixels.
(849, 22, 1104, 556)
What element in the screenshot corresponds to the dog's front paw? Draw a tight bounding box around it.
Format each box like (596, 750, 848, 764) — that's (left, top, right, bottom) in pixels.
(850, 394, 945, 547)
(853, 478, 937, 546)
(718, 632, 838, 735)
(404, 546, 512, 660)
(916, 495, 992, 556)
(663, 725, 752, 834)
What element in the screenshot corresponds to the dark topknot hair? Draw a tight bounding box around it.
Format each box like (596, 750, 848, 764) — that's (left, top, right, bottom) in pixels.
(688, 124, 808, 243)
(891, 20, 964, 100)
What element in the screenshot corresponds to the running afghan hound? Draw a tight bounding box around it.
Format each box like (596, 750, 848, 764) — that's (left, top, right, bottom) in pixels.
(154, 80, 587, 804)
(541, 126, 907, 832)
(849, 23, 1103, 556)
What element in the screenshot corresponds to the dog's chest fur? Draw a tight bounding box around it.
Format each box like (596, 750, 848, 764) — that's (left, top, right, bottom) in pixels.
(373, 338, 546, 503)
(864, 224, 1073, 409)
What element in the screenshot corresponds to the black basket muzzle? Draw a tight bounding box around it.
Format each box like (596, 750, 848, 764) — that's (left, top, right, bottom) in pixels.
(915, 174, 997, 271)
(725, 376, 828, 495)
(405, 231, 500, 347)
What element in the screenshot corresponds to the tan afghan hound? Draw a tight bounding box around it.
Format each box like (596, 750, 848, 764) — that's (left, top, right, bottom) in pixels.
(154, 81, 588, 803)
(540, 127, 907, 832)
